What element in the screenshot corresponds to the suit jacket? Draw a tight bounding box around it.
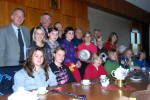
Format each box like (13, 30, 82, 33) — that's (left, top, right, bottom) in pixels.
(0, 24, 30, 67)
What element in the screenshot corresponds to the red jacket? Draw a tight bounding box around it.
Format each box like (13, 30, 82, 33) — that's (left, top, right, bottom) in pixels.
(84, 64, 107, 80)
(104, 41, 117, 51)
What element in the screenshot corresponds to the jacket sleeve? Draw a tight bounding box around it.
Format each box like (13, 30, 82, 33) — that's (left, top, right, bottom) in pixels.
(47, 68, 58, 86)
(0, 28, 6, 66)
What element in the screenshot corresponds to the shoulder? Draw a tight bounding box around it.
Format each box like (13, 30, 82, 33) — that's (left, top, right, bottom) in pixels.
(20, 26, 29, 31)
(14, 69, 27, 77)
(0, 25, 11, 33)
(86, 64, 94, 69)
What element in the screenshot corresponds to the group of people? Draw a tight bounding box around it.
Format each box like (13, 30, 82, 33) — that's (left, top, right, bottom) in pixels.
(0, 8, 149, 92)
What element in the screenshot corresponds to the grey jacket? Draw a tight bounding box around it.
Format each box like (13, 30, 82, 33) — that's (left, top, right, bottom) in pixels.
(0, 24, 30, 66)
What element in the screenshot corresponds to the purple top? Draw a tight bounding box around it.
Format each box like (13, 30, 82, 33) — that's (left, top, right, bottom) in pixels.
(60, 39, 78, 63)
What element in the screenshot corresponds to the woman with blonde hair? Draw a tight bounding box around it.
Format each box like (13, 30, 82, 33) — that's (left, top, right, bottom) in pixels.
(29, 26, 52, 65)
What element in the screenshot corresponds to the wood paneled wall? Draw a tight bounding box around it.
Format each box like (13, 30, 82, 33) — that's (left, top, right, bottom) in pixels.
(0, 0, 89, 32)
(0, 0, 149, 31)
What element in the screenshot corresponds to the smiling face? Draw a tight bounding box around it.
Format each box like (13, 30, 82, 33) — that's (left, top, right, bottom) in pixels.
(66, 31, 74, 41)
(84, 33, 91, 44)
(32, 50, 44, 68)
(40, 15, 51, 28)
(109, 52, 118, 61)
(11, 10, 25, 27)
(93, 57, 102, 67)
(34, 29, 45, 42)
(48, 30, 59, 42)
(54, 49, 65, 64)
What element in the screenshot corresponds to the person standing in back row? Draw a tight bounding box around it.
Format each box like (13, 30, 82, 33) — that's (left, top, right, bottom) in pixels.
(0, 8, 30, 66)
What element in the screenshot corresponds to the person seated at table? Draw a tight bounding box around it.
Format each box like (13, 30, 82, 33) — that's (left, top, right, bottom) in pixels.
(104, 32, 118, 52)
(76, 32, 97, 79)
(45, 27, 59, 54)
(76, 32, 97, 57)
(118, 48, 140, 70)
(59, 27, 81, 82)
(29, 26, 52, 65)
(12, 47, 57, 92)
(84, 52, 107, 80)
(133, 50, 149, 69)
(104, 49, 120, 75)
(50, 46, 75, 85)
(60, 27, 81, 68)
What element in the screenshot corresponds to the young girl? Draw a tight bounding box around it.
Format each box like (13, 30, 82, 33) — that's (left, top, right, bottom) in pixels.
(46, 27, 59, 53)
(77, 32, 97, 57)
(104, 32, 118, 52)
(60, 27, 81, 68)
(76, 32, 97, 79)
(84, 52, 107, 80)
(29, 26, 52, 64)
(13, 48, 57, 92)
(50, 46, 75, 85)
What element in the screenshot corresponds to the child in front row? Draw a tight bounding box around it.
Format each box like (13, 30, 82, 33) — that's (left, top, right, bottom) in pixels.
(104, 50, 120, 75)
(13, 48, 57, 92)
(50, 46, 76, 85)
(84, 52, 107, 80)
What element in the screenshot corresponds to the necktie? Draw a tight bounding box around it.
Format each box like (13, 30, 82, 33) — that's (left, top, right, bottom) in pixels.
(18, 29, 24, 62)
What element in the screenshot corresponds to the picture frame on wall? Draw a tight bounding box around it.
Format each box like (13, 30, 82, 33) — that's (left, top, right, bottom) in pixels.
(50, 0, 60, 9)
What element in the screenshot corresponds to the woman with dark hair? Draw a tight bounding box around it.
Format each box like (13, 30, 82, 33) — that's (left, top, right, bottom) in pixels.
(13, 48, 57, 92)
(104, 32, 118, 52)
(60, 27, 81, 67)
(60, 27, 81, 81)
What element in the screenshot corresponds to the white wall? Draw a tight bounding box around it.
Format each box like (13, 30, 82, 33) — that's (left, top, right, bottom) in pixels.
(88, 7, 131, 47)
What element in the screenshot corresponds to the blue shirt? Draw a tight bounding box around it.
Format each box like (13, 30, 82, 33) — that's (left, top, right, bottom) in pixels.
(12, 67, 57, 92)
(134, 58, 149, 68)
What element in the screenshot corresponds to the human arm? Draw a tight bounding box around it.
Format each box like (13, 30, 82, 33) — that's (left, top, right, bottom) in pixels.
(47, 68, 58, 86)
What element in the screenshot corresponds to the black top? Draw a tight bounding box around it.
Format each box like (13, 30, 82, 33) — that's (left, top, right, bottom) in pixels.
(50, 62, 75, 85)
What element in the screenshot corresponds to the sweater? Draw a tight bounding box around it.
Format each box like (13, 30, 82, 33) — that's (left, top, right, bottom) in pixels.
(50, 62, 75, 85)
(104, 59, 120, 75)
(84, 64, 107, 80)
(13, 67, 57, 92)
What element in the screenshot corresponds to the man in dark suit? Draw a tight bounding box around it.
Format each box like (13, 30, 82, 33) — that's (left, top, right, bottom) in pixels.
(0, 8, 30, 66)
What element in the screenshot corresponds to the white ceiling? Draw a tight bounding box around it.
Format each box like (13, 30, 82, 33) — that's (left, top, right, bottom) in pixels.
(126, 0, 150, 13)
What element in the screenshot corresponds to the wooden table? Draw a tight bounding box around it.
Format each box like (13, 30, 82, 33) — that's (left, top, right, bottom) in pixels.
(0, 78, 149, 100)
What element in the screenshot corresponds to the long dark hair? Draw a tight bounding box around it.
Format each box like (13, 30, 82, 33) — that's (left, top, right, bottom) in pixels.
(23, 47, 49, 81)
(108, 32, 118, 44)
